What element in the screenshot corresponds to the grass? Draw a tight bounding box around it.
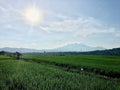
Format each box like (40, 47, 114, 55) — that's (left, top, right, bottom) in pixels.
(23, 55, 120, 78)
(0, 55, 120, 90)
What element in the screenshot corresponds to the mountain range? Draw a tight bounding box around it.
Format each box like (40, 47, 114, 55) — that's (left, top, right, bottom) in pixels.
(0, 43, 105, 53)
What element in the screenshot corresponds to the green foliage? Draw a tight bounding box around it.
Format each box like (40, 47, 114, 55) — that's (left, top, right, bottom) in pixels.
(0, 55, 120, 90)
(24, 55, 120, 78)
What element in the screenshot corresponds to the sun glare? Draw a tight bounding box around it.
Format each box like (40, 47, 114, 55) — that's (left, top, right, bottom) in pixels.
(23, 7, 43, 25)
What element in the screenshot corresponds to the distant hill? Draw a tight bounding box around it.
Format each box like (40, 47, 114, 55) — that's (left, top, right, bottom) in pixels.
(82, 47, 120, 55)
(50, 48, 120, 56)
(48, 43, 105, 52)
(0, 47, 43, 53)
(0, 46, 120, 56)
(0, 43, 105, 53)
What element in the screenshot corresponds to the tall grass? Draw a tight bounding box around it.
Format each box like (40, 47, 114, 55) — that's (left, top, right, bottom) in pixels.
(0, 55, 120, 90)
(23, 55, 120, 78)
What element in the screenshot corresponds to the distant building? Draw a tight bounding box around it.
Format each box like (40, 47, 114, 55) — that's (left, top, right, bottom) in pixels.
(15, 52, 22, 60)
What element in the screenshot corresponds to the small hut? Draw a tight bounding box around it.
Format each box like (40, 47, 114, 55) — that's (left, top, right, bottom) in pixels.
(15, 52, 22, 60)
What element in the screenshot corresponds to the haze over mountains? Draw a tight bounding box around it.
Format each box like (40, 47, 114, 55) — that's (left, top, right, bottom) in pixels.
(0, 43, 105, 53)
(52, 43, 105, 52)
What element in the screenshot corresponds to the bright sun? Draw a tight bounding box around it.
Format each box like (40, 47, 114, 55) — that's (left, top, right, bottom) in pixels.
(23, 7, 43, 25)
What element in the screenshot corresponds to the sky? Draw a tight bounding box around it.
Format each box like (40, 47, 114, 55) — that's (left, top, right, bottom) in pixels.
(0, 0, 120, 49)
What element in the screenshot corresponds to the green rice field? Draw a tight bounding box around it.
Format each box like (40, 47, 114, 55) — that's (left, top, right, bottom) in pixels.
(0, 55, 120, 90)
(24, 55, 120, 78)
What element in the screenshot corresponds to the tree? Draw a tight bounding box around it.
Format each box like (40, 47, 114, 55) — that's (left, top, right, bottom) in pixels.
(0, 51, 6, 55)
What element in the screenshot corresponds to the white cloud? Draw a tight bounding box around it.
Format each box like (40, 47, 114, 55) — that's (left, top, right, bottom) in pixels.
(115, 31, 120, 37)
(0, 6, 7, 12)
(39, 17, 116, 37)
(76, 27, 115, 37)
(3, 24, 15, 29)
